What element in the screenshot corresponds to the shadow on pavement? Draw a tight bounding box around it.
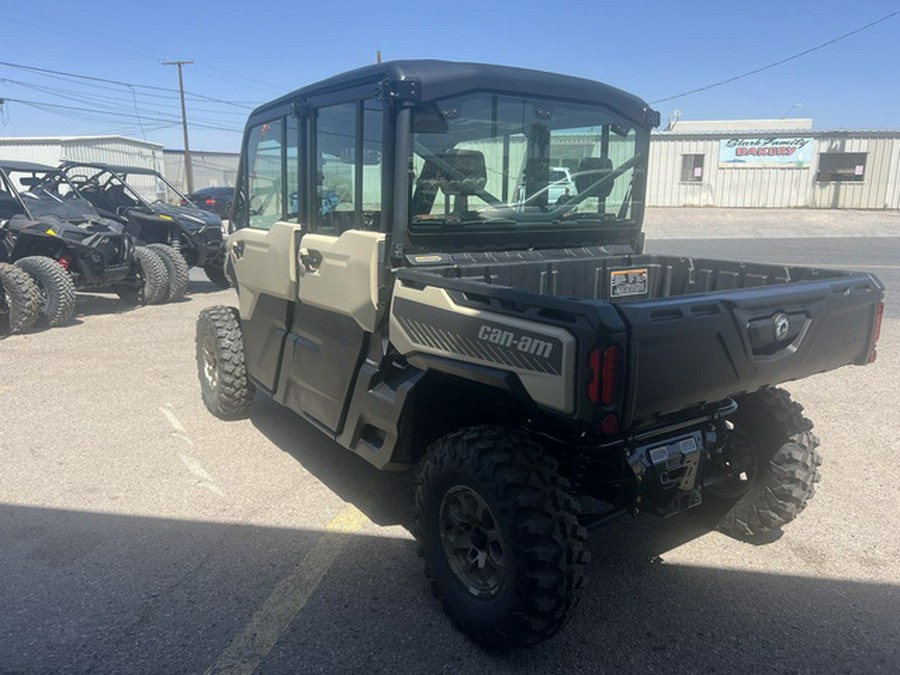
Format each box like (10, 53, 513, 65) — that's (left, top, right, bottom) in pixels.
(1, 502, 898, 674)
(250, 394, 416, 531)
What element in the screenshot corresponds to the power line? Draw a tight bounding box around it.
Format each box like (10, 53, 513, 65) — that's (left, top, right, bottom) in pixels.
(651, 10, 900, 104)
(0, 60, 257, 110)
(1, 97, 242, 133)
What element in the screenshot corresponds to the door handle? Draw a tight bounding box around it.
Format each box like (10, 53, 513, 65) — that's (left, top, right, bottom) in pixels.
(232, 240, 245, 260)
(298, 248, 322, 275)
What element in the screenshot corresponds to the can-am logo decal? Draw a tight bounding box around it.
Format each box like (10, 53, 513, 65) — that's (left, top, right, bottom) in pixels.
(477, 325, 554, 358)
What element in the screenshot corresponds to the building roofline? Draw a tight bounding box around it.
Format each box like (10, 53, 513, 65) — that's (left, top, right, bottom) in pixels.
(0, 135, 164, 148)
(652, 129, 900, 139)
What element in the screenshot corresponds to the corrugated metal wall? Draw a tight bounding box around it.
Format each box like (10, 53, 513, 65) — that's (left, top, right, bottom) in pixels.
(164, 151, 239, 193)
(0, 139, 66, 165)
(60, 138, 163, 171)
(647, 132, 899, 209)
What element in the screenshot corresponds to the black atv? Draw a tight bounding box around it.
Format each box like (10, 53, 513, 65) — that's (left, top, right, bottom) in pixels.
(0, 161, 170, 325)
(59, 162, 227, 290)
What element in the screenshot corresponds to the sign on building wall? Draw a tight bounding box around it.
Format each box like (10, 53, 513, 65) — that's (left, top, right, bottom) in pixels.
(718, 138, 813, 167)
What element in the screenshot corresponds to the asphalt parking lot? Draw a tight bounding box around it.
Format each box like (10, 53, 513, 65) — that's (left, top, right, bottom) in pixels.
(1, 210, 898, 673)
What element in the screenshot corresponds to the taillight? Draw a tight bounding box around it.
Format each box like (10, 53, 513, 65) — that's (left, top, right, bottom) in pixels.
(869, 301, 884, 363)
(601, 345, 619, 405)
(588, 348, 601, 403)
(205, 198, 216, 206)
(588, 345, 620, 405)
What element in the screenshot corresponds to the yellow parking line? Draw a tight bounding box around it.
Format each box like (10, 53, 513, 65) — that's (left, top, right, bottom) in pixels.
(205, 504, 369, 675)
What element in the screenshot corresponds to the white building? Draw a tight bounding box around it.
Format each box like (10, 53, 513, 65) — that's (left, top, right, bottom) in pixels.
(648, 119, 900, 209)
(0, 135, 164, 173)
(163, 150, 239, 194)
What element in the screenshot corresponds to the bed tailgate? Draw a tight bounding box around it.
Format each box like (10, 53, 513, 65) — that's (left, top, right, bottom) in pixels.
(615, 272, 884, 422)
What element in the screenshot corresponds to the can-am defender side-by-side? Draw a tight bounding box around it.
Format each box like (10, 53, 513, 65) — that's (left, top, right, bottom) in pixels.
(0, 161, 170, 325)
(60, 162, 226, 293)
(195, 61, 885, 647)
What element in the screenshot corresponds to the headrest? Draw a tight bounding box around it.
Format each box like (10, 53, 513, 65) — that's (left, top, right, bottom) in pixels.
(575, 156, 614, 199)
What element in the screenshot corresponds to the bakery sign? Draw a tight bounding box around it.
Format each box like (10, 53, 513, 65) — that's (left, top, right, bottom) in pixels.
(719, 137, 814, 168)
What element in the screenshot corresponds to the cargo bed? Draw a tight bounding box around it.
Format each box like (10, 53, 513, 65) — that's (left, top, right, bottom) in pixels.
(404, 247, 884, 422)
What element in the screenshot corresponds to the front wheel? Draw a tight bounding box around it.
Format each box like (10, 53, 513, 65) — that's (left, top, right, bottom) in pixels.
(195, 306, 255, 419)
(116, 246, 169, 306)
(14, 256, 76, 327)
(203, 262, 230, 289)
(414, 426, 588, 648)
(147, 243, 190, 301)
(0, 262, 41, 333)
(707, 387, 821, 538)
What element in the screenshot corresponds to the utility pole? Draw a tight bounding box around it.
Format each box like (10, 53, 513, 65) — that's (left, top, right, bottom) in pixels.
(163, 60, 195, 194)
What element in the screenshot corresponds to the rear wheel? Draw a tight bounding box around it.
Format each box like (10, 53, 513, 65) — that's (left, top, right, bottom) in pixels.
(415, 426, 588, 647)
(116, 246, 169, 306)
(707, 387, 821, 538)
(203, 262, 230, 289)
(0, 262, 41, 334)
(195, 305, 255, 419)
(147, 243, 190, 301)
(14, 256, 76, 327)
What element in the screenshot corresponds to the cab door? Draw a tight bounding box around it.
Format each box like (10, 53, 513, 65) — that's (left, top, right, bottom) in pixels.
(272, 99, 386, 432)
(229, 116, 301, 391)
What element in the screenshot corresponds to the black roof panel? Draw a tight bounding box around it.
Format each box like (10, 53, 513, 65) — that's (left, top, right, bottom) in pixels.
(0, 159, 57, 172)
(250, 60, 657, 127)
(60, 161, 161, 176)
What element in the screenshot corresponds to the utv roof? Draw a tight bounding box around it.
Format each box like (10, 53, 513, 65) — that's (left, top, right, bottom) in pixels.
(0, 160, 57, 172)
(60, 161, 161, 176)
(250, 60, 660, 128)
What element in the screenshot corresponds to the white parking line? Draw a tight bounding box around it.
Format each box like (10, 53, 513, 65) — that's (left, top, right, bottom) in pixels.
(159, 405, 224, 496)
(205, 504, 369, 675)
(159, 405, 187, 434)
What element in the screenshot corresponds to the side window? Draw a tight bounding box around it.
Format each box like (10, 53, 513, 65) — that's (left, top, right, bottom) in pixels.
(316, 103, 357, 234)
(314, 100, 384, 234)
(361, 101, 383, 230)
(246, 119, 284, 230)
(286, 116, 300, 221)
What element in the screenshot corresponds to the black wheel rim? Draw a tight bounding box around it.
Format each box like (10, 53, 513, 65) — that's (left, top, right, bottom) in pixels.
(439, 485, 507, 597)
(705, 430, 759, 499)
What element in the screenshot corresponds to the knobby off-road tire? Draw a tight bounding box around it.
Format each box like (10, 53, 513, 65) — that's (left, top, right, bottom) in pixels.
(14, 256, 76, 327)
(203, 262, 230, 289)
(0, 262, 41, 333)
(117, 246, 169, 306)
(713, 387, 822, 539)
(196, 305, 255, 419)
(415, 426, 589, 648)
(147, 243, 190, 301)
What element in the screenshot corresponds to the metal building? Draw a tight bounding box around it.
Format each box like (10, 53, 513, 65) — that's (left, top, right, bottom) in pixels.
(647, 120, 900, 209)
(164, 150, 239, 194)
(0, 135, 164, 173)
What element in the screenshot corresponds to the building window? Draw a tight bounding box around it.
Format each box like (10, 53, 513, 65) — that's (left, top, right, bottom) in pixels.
(817, 152, 866, 182)
(681, 154, 704, 182)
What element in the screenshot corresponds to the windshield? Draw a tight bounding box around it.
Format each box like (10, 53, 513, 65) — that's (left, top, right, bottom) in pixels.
(4, 170, 102, 221)
(408, 92, 645, 237)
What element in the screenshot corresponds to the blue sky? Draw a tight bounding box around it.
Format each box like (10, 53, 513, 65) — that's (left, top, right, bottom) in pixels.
(0, 0, 897, 152)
